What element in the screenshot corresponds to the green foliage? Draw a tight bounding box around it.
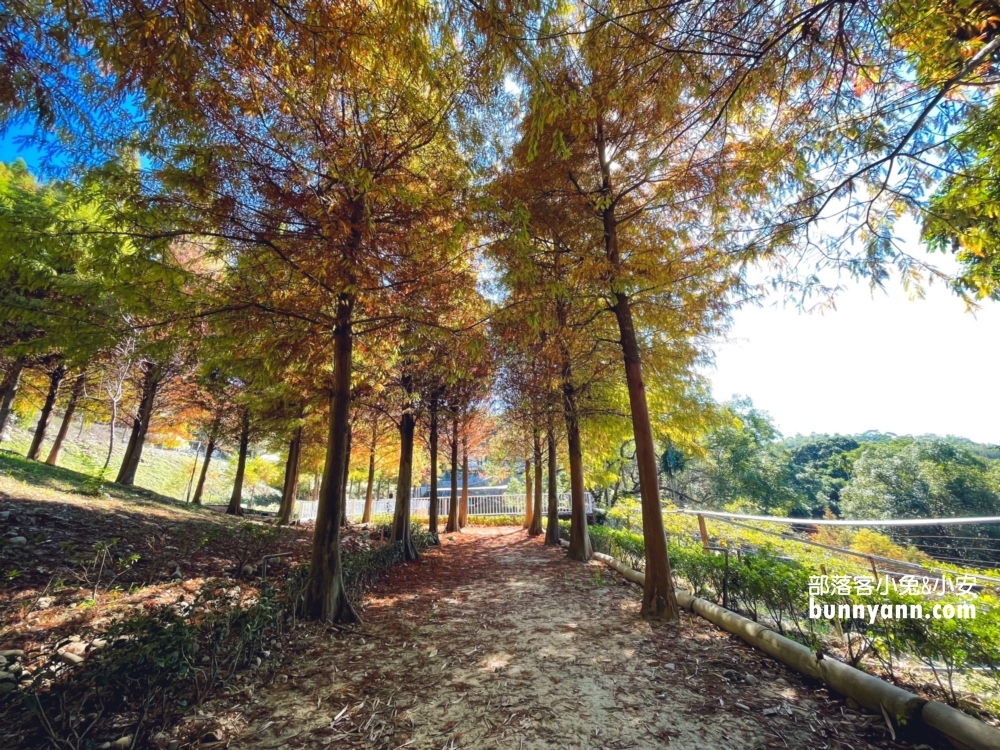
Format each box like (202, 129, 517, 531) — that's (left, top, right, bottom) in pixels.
(785, 435, 860, 516)
(660, 442, 687, 478)
(0, 160, 152, 367)
(925, 103, 1000, 301)
(464, 514, 524, 527)
(80, 466, 110, 498)
(676, 417, 1000, 565)
(593, 515, 1000, 705)
(687, 397, 801, 514)
(21, 580, 288, 748)
(841, 438, 1000, 564)
(607, 497, 642, 532)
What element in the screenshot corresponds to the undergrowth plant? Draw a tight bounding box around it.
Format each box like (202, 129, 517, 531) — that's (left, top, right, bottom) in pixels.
(16, 526, 436, 748)
(579, 512, 1000, 708)
(73, 538, 140, 605)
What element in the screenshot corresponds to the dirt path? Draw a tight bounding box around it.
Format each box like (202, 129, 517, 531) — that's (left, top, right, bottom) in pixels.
(228, 528, 914, 750)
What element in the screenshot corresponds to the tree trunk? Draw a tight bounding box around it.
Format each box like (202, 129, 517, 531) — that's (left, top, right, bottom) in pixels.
(226, 407, 250, 516)
(304, 290, 360, 623)
(103, 400, 118, 471)
(612, 291, 678, 621)
(277, 423, 303, 525)
(116, 360, 161, 485)
(428, 393, 439, 536)
(597, 115, 679, 621)
(45, 371, 85, 466)
(0, 358, 25, 437)
(533, 430, 545, 539)
(185, 441, 202, 502)
(547, 426, 564, 546)
(445, 411, 460, 533)
(362, 449, 376, 523)
(459, 437, 469, 528)
(192, 418, 219, 506)
(554, 270, 592, 558)
(28, 365, 66, 460)
(523, 458, 533, 529)
(563, 387, 592, 560)
(340, 424, 352, 525)
(391, 374, 419, 560)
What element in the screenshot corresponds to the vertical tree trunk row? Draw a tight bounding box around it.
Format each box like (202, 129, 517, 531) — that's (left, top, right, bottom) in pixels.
(545, 426, 559, 546)
(563, 387, 592, 560)
(278, 422, 303, 524)
(523, 458, 532, 529)
(596, 117, 678, 621)
(0, 358, 25, 436)
(445, 411, 460, 533)
(362, 449, 376, 524)
(340, 423, 352, 525)
(459, 437, 469, 528)
(192, 416, 219, 506)
(529, 426, 544, 537)
(116, 360, 161, 486)
(612, 292, 678, 621)
(555, 288, 591, 558)
(184, 440, 202, 502)
(428, 394, 439, 536)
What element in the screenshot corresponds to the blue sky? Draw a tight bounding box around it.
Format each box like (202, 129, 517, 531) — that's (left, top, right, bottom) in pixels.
(1, 123, 48, 175)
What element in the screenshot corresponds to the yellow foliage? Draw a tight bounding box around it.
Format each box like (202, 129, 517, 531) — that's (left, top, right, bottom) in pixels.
(849, 528, 932, 565)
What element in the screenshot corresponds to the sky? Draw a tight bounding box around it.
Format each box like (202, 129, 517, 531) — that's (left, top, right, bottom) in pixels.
(1, 123, 47, 174)
(706, 253, 1000, 445)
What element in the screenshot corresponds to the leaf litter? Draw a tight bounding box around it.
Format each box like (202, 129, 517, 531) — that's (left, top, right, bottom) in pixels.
(223, 528, 926, 750)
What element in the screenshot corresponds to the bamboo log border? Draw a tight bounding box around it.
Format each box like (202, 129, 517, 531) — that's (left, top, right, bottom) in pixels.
(590, 550, 1000, 750)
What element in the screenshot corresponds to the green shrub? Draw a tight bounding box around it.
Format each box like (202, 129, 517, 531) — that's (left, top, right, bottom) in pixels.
(466, 514, 523, 527)
(593, 522, 1000, 706)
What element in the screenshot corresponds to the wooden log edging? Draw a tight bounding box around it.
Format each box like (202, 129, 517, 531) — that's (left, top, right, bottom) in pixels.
(590, 551, 1000, 750)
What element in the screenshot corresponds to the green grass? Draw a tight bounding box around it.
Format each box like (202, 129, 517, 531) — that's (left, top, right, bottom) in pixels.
(1, 424, 238, 504)
(0, 448, 213, 513)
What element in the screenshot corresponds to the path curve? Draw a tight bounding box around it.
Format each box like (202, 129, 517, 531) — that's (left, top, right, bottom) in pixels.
(230, 528, 911, 750)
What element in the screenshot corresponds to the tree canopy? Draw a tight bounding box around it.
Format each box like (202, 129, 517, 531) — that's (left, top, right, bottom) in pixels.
(2, 0, 1000, 624)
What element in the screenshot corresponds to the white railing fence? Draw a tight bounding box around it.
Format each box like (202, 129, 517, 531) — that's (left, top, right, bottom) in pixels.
(297, 492, 593, 524)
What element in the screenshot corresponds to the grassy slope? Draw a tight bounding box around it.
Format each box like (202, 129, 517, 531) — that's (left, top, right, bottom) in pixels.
(0, 451, 313, 640)
(2, 423, 239, 505)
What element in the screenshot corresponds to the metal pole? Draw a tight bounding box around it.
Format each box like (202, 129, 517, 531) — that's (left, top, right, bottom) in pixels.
(185, 440, 201, 504)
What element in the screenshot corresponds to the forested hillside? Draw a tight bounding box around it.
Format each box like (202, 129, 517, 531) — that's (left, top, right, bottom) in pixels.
(642, 399, 1000, 564)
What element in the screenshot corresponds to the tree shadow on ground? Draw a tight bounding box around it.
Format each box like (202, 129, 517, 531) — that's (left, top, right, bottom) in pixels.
(0, 456, 308, 650)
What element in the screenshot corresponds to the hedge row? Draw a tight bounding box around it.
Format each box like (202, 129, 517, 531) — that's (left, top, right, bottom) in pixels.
(564, 521, 1000, 707)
